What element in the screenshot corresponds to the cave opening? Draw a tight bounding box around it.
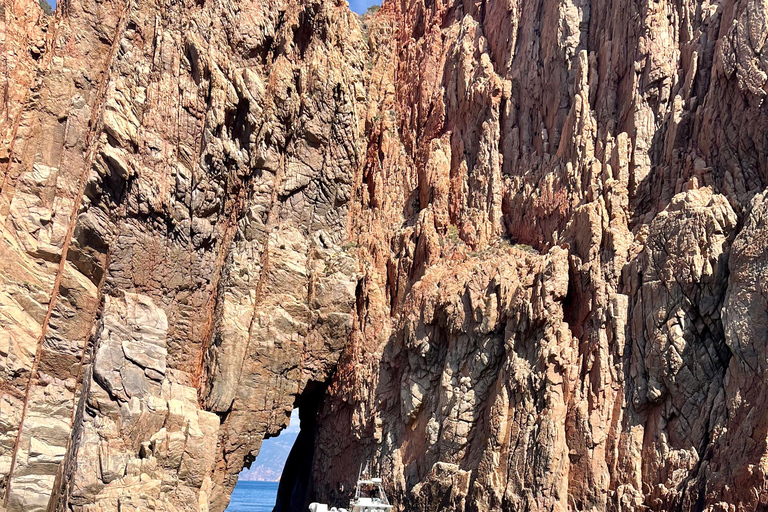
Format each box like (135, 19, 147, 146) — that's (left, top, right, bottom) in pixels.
(226, 381, 326, 512)
(226, 409, 299, 511)
(273, 381, 326, 512)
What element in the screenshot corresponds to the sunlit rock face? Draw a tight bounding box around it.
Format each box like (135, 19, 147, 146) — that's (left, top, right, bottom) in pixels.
(0, 0, 362, 509)
(3, 0, 768, 510)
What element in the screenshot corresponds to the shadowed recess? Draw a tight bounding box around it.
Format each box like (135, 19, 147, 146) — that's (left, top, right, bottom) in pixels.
(274, 382, 327, 512)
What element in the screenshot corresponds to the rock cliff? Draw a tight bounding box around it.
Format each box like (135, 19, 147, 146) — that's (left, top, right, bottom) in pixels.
(3, 0, 768, 510)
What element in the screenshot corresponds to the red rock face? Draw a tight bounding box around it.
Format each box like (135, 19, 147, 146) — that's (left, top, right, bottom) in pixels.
(317, 0, 768, 511)
(2, 0, 768, 510)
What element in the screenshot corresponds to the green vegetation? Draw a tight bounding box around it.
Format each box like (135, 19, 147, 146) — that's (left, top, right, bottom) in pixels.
(514, 243, 537, 254)
(447, 225, 460, 243)
(38, 0, 53, 15)
(467, 238, 540, 259)
(364, 4, 381, 16)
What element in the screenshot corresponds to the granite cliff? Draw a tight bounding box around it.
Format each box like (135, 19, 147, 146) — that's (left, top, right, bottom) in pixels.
(2, 0, 768, 510)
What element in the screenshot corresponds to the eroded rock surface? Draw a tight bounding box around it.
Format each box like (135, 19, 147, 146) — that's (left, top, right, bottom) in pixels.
(315, 0, 768, 510)
(0, 0, 363, 510)
(3, 0, 768, 510)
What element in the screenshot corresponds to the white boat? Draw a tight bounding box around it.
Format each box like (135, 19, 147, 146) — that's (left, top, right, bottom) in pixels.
(309, 464, 393, 512)
(349, 475, 392, 512)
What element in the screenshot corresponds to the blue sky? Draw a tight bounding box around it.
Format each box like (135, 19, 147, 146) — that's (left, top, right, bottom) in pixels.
(285, 409, 300, 433)
(349, 0, 380, 14)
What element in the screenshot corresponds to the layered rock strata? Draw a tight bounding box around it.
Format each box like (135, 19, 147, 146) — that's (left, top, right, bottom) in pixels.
(3, 0, 768, 510)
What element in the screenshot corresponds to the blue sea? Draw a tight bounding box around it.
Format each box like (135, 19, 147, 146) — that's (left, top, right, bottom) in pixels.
(226, 481, 279, 512)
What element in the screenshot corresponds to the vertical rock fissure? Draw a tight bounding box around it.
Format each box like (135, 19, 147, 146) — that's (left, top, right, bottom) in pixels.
(46, 244, 114, 511)
(0, 4, 60, 221)
(46, 364, 95, 512)
(2, 0, 132, 504)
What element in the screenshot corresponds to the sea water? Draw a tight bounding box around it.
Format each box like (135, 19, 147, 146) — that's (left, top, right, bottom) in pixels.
(226, 481, 279, 512)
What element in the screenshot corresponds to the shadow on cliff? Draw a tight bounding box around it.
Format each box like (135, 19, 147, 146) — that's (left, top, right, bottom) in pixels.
(273, 381, 327, 512)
